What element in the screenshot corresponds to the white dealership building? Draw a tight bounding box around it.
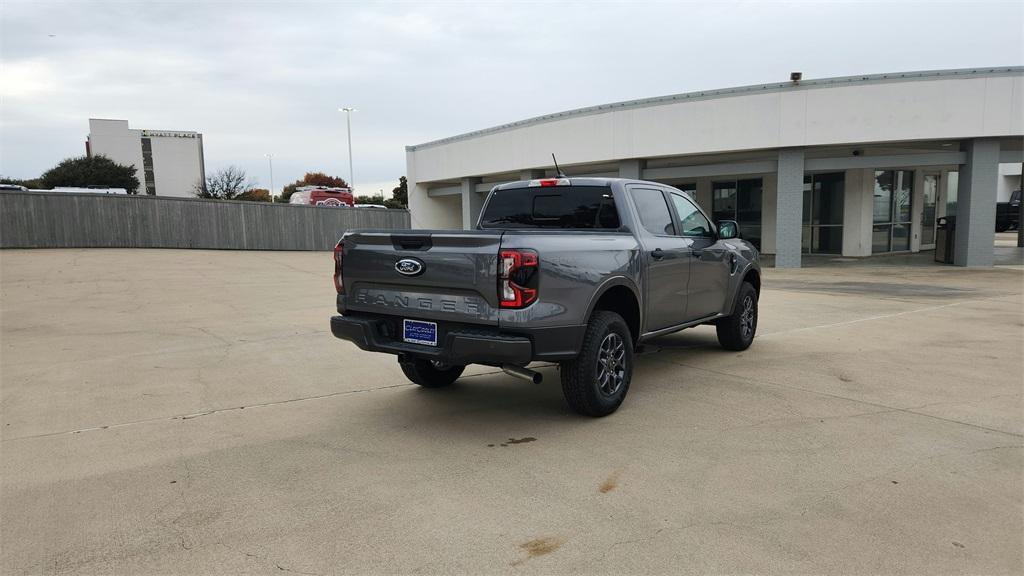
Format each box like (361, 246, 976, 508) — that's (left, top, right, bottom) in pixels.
(406, 67, 1023, 267)
(87, 119, 206, 198)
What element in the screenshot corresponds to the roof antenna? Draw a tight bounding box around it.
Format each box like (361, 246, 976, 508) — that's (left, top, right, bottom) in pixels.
(552, 153, 567, 178)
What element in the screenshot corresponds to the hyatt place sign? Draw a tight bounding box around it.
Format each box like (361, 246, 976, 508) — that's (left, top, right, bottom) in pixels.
(141, 130, 200, 139)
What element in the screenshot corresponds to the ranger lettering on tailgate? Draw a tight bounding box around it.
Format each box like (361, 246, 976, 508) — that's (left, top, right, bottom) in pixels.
(353, 288, 486, 315)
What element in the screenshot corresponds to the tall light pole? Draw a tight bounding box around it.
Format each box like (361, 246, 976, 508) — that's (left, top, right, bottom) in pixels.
(339, 107, 356, 191)
(264, 153, 274, 202)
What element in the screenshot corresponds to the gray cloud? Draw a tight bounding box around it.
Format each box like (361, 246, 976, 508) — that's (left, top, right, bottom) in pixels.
(2, 0, 1021, 195)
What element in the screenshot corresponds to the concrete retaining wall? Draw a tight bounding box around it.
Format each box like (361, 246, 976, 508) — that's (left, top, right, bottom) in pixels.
(0, 191, 410, 250)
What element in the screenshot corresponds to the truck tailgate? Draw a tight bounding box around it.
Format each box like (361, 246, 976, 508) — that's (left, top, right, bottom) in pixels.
(341, 230, 503, 325)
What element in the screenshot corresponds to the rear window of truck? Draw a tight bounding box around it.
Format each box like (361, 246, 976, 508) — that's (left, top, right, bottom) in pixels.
(479, 186, 620, 229)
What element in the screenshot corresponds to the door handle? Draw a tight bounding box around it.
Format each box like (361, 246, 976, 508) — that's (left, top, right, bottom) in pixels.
(651, 248, 664, 260)
(692, 250, 703, 259)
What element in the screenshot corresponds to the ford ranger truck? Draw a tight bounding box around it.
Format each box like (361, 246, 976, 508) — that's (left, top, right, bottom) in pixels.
(331, 177, 761, 416)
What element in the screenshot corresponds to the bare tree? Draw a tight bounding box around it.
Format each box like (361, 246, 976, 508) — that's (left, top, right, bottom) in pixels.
(194, 166, 251, 200)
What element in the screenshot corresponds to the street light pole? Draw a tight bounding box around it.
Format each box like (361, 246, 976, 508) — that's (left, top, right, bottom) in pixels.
(265, 153, 274, 202)
(339, 107, 356, 191)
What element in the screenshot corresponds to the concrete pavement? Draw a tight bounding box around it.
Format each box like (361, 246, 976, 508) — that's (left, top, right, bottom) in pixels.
(1, 249, 1022, 575)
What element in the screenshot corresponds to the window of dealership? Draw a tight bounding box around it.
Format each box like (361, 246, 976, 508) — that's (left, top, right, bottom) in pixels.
(712, 179, 763, 250)
(803, 172, 844, 255)
(660, 168, 968, 259)
(651, 166, 964, 261)
(872, 170, 914, 253)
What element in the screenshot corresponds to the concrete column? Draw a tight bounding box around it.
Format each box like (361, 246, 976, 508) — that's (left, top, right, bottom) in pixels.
(954, 139, 1000, 266)
(774, 149, 805, 268)
(910, 170, 925, 253)
(937, 169, 951, 219)
(695, 179, 713, 214)
(521, 169, 545, 181)
(760, 176, 777, 254)
(408, 182, 434, 229)
(461, 177, 483, 230)
(619, 159, 645, 180)
(841, 169, 873, 257)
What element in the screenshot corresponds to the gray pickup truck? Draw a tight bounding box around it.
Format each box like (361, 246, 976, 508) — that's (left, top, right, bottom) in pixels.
(331, 177, 761, 416)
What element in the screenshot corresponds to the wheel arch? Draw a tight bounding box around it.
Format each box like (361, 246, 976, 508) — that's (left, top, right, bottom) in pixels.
(724, 265, 761, 316)
(743, 267, 761, 296)
(585, 277, 642, 344)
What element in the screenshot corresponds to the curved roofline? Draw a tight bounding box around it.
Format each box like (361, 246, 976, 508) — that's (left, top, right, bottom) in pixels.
(407, 66, 1024, 152)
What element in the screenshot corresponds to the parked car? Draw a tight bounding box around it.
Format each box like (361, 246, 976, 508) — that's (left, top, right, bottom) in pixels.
(330, 177, 761, 416)
(996, 190, 1020, 232)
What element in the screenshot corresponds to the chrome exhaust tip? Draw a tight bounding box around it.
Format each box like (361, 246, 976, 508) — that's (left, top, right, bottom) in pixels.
(502, 364, 543, 384)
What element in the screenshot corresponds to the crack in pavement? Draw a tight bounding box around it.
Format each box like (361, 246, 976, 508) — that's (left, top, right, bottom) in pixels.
(1, 366, 555, 442)
(1, 383, 415, 442)
(217, 542, 324, 576)
(1, 327, 324, 370)
(275, 564, 323, 576)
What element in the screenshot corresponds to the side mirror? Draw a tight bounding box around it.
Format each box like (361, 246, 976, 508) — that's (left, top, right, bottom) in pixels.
(718, 220, 740, 240)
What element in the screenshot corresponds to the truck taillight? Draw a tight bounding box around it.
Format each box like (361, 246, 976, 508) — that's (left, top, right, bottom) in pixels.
(333, 241, 344, 294)
(498, 249, 538, 308)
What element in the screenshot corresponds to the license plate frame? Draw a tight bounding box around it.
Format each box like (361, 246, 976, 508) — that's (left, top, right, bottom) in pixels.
(402, 319, 438, 346)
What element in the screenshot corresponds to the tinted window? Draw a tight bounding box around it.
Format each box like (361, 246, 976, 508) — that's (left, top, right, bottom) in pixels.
(712, 181, 737, 223)
(631, 188, 675, 236)
(674, 183, 697, 195)
(873, 170, 893, 223)
(670, 193, 712, 237)
(479, 186, 620, 229)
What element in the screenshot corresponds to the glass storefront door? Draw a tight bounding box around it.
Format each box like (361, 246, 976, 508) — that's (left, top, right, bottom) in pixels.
(712, 178, 762, 249)
(921, 173, 939, 247)
(872, 170, 914, 253)
(802, 172, 845, 254)
(946, 171, 959, 217)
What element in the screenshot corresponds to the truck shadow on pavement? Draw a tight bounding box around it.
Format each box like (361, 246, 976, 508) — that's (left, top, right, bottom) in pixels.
(376, 328, 724, 429)
(397, 367, 570, 420)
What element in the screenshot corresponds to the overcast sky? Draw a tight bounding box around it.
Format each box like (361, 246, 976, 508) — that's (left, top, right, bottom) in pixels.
(2, 1, 1022, 197)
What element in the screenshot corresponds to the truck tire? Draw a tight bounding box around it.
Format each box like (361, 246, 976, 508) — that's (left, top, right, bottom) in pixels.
(560, 311, 633, 417)
(716, 282, 758, 351)
(399, 358, 465, 388)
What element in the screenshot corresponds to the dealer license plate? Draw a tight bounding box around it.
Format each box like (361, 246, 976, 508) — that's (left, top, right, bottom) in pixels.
(402, 319, 437, 346)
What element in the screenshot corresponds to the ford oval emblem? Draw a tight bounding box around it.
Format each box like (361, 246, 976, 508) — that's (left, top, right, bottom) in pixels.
(395, 258, 424, 276)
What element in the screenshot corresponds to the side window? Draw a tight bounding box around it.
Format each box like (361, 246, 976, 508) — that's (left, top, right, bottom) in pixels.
(631, 188, 675, 236)
(670, 193, 713, 237)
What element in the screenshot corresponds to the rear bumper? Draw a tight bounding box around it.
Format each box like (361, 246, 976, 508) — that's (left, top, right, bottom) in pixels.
(331, 315, 533, 366)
